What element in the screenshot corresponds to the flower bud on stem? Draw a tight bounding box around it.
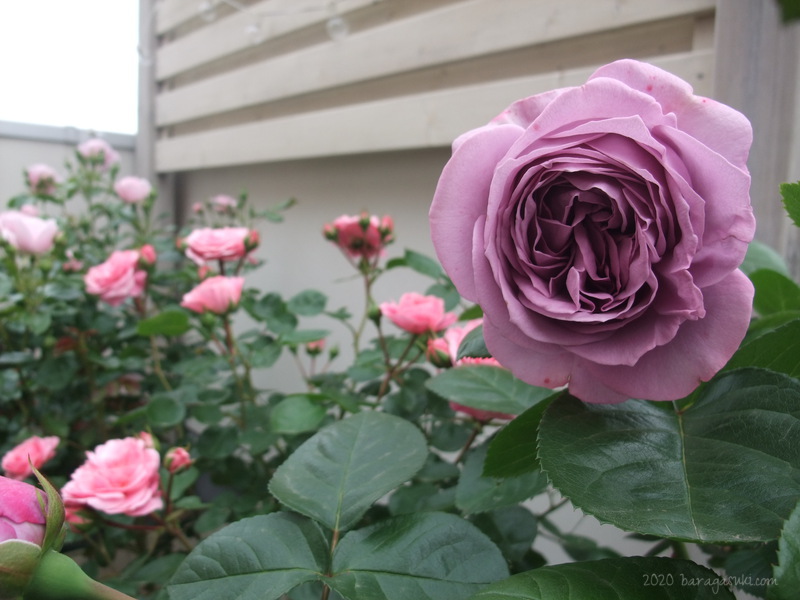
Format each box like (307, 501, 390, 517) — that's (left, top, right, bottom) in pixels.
(24, 550, 138, 600)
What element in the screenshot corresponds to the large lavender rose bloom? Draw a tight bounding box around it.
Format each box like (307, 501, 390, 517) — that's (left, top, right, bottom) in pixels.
(429, 59, 755, 403)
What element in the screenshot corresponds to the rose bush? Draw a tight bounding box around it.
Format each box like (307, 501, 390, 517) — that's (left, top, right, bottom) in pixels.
(430, 58, 756, 403)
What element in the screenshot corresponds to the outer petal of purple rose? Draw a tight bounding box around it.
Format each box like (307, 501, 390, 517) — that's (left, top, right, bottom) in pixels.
(430, 124, 523, 301)
(572, 270, 754, 402)
(589, 59, 753, 169)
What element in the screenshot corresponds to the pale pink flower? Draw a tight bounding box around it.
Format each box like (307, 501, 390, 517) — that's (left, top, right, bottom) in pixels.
(323, 212, 394, 259)
(26, 163, 60, 196)
(0, 476, 46, 545)
(211, 194, 237, 212)
(84, 249, 147, 306)
(1, 436, 59, 480)
(180, 275, 244, 314)
(379, 292, 457, 335)
(77, 138, 119, 170)
(0, 210, 59, 255)
(19, 205, 39, 217)
(61, 436, 163, 517)
(136, 431, 156, 448)
(62, 250, 84, 273)
(164, 447, 192, 474)
(114, 176, 152, 204)
(183, 227, 253, 264)
(138, 244, 157, 266)
(192, 202, 204, 214)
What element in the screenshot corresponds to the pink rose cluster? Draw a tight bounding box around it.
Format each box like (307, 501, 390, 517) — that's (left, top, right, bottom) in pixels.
(1, 436, 59, 480)
(324, 212, 394, 260)
(61, 435, 163, 517)
(77, 138, 119, 171)
(84, 247, 154, 306)
(430, 59, 756, 403)
(0, 210, 59, 255)
(25, 163, 60, 196)
(114, 176, 153, 204)
(380, 292, 457, 335)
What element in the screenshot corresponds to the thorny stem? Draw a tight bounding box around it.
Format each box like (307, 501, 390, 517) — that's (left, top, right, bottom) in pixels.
(455, 424, 482, 464)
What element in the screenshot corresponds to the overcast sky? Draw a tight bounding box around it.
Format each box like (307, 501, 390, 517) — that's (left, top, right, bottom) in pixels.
(0, 0, 140, 134)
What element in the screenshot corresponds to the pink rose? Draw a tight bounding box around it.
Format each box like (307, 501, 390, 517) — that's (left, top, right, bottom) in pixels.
(323, 212, 394, 259)
(211, 194, 237, 212)
(426, 337, 451, 368)
(430, 59, 756, 403)
(84, 249, 147, 306)
(0, 476, 46, 546)
(184, 227, 253, 263)
(138, 244, 157, 266)
(0, 210, 59, 255)
(25, 164, 60, 195)
(379, 292, 457, 335)
(76, 138, 119, 170)
(114, 176, 152, 204)
(181, 275, 244, 314)
(2, 436, 59, 480)
(61, 436, 163, 517)
(164, 447, 192, 473)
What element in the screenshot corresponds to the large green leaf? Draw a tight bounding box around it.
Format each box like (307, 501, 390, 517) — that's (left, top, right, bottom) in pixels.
(469, 557, 735, 599)
(137, 309, 191, 337)
(167, 513, 327, 600)
(741, 240, 790, 277)
(770, 501, 800, 599)
(725, 318, 800, 377)
(538, 369, 800, 543)
(270, 394, 327, 434)
(456, 444, 548, 515)
(750, 269, 800, 316)
(269, 411, 428, 532)
(426, 366, 553, 415)
(330, 512, 509, 600)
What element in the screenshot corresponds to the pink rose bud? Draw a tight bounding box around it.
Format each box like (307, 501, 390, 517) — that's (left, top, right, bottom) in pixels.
(136, 431, 156, 449)
(62, 250, 84, 273)
(76, 138, 119, 170)
(180, 275, 245, 315)
(138, 244, 157, 267)
(25, 164, 61, 196)
(449, 402, 513, 423)
(305, 339, 326, 356)
(84, 249, 148, 306)
(0, 210, 59, 255)
(184, 227, 251, 263)
(0, 475, 47, 546)
(197, 265, 211, 280)
(20, 205, 39, 217)
(244, 229, 260, 252)
(323, 213, 394, 259)
(192, 202, 204, 214)
(164, 447, 192, 473)
(114, 176, 152, 204)
(1, 436, 60, 481)
(426, 337, 452, 368)
(211, 194, 237, 212)
(61, 436, 163, 517)
(379, 292, 457, 335)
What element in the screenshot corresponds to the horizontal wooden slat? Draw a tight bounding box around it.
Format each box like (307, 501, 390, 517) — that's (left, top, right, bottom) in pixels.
(156, 0, 204, 35)
(156, 49, 713, 172)
(157, 0, 375, 80)
(155, 0, 715, 127)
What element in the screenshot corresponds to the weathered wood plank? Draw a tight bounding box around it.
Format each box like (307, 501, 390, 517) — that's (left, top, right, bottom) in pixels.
(155, 49, 713, 171)
(155, 0, 715, 126)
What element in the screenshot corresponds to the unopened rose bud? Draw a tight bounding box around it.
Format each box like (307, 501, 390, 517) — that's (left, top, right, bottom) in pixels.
(305, 339, 326, 356)
(244, 229, 260, 252)
(322, 223, 338, 241)
(426, 337, 452, 368)
(164, 447, 193, 474)
(138, 244, 157, 267)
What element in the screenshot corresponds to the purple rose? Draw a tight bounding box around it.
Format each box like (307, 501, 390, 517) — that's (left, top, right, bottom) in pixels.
(429, 59, 755, 403)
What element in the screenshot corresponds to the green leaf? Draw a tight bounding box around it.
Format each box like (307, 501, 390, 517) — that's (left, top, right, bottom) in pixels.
(726, 318, 800, 377)
(750, 269, 800, 316)
(330, 512, 509, 600)
(426, 366, 553, 415)
(484, 397, 557, 478)
(287, 290, 327, 316)
(781, 182, 800, 228)
(167, 513, 328, 600)
(21, 312, 51, 335)
(137, 309, 191, 337)
(470, 506, 539, 566)
(270, 395, 327, 435)
(281, 329, 330, 344)
(456, 444, 548, 515)
(740, 240, 790, 277)
(457, 325, 492, 360)
(538, 369, 800, 543)
(470, 557, 735, 599)
(269, 412, 428, 532)
(402, 249, 445, 279)
(245, 293, 297, 333)
(196, 426, 239, 459)
(722, 542, 777, 598)
(771, 501, 800, 599)
(147, 395, 187, 428)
